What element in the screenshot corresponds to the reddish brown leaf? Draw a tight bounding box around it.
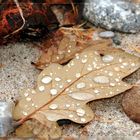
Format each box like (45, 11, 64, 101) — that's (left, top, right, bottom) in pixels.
(34, 27, 107, 69)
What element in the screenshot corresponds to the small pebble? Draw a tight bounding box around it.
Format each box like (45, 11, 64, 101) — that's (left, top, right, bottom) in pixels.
(99, 31, 115, 38)
(0, 102, 14, 137)
(112, 33, 122, 45)
(122, 87, 140, 123)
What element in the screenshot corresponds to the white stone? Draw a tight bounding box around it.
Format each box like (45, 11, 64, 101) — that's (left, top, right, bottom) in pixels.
(99, 31, 115, 38)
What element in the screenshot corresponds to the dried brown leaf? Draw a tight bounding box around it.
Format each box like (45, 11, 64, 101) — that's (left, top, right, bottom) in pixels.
(14, 44, 140, 138)
(35, 28, 107, 69)
(16, 117, 61, 139)
(52, 6, 79, 26)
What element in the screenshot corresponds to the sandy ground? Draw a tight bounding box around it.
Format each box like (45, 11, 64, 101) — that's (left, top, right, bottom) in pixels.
(0, 32, 140, 139)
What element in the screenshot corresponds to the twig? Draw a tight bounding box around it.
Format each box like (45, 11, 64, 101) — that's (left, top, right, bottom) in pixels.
(4, 0, 26, 38)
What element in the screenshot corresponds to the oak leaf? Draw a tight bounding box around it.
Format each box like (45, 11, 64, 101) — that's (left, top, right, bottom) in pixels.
(34, 28, 107, 69)
(14, 45, 140, 139)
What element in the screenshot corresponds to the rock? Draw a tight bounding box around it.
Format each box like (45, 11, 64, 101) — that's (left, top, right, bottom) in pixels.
(122, 87, 140, 123)
(112, 33, 122, 45)
(83, 0, 140, 33)
(0, 102, 14, 136)
(99, 31, 115, 38)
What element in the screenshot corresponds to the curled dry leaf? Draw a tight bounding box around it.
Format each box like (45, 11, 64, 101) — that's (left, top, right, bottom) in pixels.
(16, 117, 61, 139)
(52, 5, 79, 26)
(14, 45, 140, 139)
(34, 27, 107, 69)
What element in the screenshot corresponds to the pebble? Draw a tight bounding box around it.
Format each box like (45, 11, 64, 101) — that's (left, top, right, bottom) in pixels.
(83, 0, 140, 33)
(0, 102, 14, 137)
(99, 31, 115, 38)
(122, 87, 140, 123)
(112, 34, 122, 45)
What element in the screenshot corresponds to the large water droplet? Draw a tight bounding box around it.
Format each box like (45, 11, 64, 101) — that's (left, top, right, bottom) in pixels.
(82, 58, 87, 64)
(81, 118, 86, 122)
(49, 104, 58, 110)
(22, 111, 28, 116)
(114, 67, 120, 72)
(67, 79, 72, 83)
(76, 82, 86, 89)
(110, 83, 115, 87)
(26, 97, 31, 102)
(102, 55, 114, 63)
(69, 114, 73, 118)
(93, 76, 109, 84)
(55, 77, 61, 82)
(46, 113, 62, 121)
(69, 92, 93, 101)
(38, 86, 45, 92)
(76, 73, 81, 78)
(76, 108, 85, 116)
(87, 65, 93, 71)
(50, 89, 58, 96)
(24, 93, 29, 97)
(131, 63, 136, 67)
(41, 76, 52, 84)
(94, 90, 100, 94)
(65, 104, 71, 108)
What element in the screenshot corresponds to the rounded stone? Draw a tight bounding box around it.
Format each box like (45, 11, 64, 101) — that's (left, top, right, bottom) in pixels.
(83, 0, 140, 33)
(122, 87, 140, 123)
(99, 31, 115, 38)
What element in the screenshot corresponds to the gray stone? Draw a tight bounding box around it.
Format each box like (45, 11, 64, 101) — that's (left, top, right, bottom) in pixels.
(0, 102, 14, 137)
(99, 31, 115, 38)
(83, 0, 140, 33)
